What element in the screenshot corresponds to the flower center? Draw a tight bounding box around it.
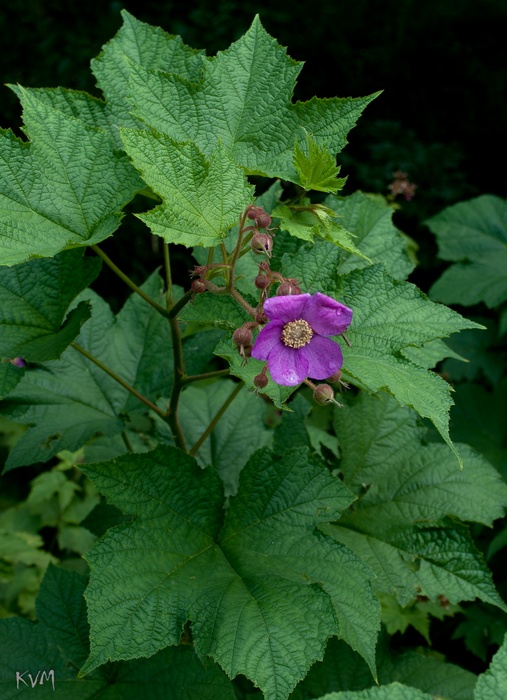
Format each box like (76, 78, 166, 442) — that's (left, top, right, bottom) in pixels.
(281, 319, 313, 348)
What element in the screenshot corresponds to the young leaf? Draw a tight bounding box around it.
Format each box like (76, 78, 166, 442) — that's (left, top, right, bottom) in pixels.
(127, 15, 378, 182)
(337, 265, 484, 464)
(121, 130, 254, 247)
(428, 195, 507, 308)
(1, 274, 174, 470)
(80, 445, 379, 700)
(293, 133, 347, 193)
(0, 564, 236, 698)
(0, 250, 101, 366)
(0, 89, 142, 266)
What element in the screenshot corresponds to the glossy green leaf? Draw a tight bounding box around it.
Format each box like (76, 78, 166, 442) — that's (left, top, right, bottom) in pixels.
(80, 445, 379, 700)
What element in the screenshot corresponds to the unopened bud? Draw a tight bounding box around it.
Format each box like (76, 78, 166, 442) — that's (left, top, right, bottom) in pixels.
(233, 326, 253, 348)
(326, 370, 342, 383)
(255, 311, 268, 324)
(256, 212, 272, 229)
(191, 279, 207, 293)
(253, 372, 269, 389)
(313, 384, 337, 405)
(246, 205, 271, 229)
(251, 232, 273, 256)
(11, 357, 26, 368)
(276, 280, 302, 296)
(254, 273, 270, 290)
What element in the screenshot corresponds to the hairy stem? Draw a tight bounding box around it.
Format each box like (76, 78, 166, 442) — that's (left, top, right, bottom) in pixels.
(71, 342, 165, 417)
(92, 244, 169, 317)
(163, 243, 174, 309)
(189, 381, 244, 457)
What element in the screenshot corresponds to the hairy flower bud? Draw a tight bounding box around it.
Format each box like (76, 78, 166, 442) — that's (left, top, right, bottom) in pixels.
(251, 232, 273, 256)
(255, 311, 268, 325)
(253, 372, 269, 389)
(246, 205, 271, 229)
(254, 273, 271, 290)
(313, 384, 335, 405)
(233, 325, 253, 348)
(326, 370, 342, 383)
(191, 279, 207, 293)
(276, 280, 302, 296)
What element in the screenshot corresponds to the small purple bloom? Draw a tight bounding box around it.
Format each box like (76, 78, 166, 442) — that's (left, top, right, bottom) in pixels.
(251, 292, 353, 386)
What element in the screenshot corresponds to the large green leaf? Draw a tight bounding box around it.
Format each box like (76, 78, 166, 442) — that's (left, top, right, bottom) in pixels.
(337, 265, 483, 464)
(177, 380, 272, 496)
(428, 195, 507, 308)
(325, 191, 415, 280)
(1, 274, 174, 470)
(80, 445, 380, 700)
(0, 88, 142, 266)
(127, 15, 378, 182)
(0, 250, 101, 365)
(325, 391, 507, 607)
(475, 634, 507, 700)
(0, 564, 235, 699)
(92, 9, 205, 130)
(121, 131, 253, 247)
(314, 683, 434, 699)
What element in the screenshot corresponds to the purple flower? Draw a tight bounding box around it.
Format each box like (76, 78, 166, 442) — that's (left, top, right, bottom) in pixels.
(251, 292, 353, 386)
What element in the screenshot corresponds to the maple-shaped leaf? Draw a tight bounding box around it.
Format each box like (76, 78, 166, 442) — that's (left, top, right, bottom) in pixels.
(336, 265, 484, 465)
(126, 15, 378, 182)
(293, 133, 347, 193)
(0, 564, 236, 699)
(1, 274, 174, 471)
(92, 9, 205, 130)
(324, 391, 507, 608)
(80, 445, 380, 700)
(121, 130, 253, 247)
(428, 195, 507, 308)
(0, 87, 142, 266)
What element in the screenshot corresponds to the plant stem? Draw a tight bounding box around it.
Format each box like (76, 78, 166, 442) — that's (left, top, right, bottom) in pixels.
(181, 369, 230, 385)
(163, 243, 174, 309)
(164, 312, 187, 451)
(168, 290, 194, 319)
(71, 342, 165, 417)
(189, 381, 244, 457)
(92, 244, 169, 317)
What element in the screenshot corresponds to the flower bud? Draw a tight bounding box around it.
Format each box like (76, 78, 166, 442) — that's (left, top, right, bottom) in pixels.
(191, 279, 207, 293)
(256, 212, 272, 229)
(251, 232, 273, 256)
(326, 370, 342, 383)
(246, 205, 271, 229)
(255, 311, 268, 325)
(254, 273, 270, 290)
(276, 280, 302, 296)
(253, 372, 269, 389)
(11, 357, 26, 368)
(313, 384, 335, 405)
(233, 325, 253, 348)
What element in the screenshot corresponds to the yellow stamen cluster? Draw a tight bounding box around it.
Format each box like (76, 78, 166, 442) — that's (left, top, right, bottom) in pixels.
(281, 319, 313, 348)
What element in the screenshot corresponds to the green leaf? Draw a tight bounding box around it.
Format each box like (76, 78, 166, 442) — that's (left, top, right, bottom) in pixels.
(1, 274, 174, 470)
(92, 9, 205, 130)
(325, 192, 415, 280)
(294, 133, 347, 193)
(475, 634, 507, 700)
(180, 291, 252, 330)
(0, 564, 236, 699)
(337, 265, 484, 464)
(273, 202, 370, 261)
(400, 338, 466, 369)
(428, 195, 507, 308)
(121, 131, 253, 247)
(0, 362, 25, 400)
(127, 15, 378, 181)
(213, 334, 295, 410)
(313, 683, 434, 699)
(0, 250, 101, 365)
(0, 88, 142, 266)
(80, 445, 379, 700)
(177, 380, 272, 496)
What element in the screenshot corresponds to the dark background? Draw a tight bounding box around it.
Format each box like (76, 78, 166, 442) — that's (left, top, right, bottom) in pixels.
(1, 0, 506, 291)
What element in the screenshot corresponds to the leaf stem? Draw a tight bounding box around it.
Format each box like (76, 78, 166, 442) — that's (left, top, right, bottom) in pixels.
(181, 368, 230, 385)
(189, 381, 244, 457)
(163, 243, 174, 309)
(92, 244, 169, 317)
(71, 342, 165, 418)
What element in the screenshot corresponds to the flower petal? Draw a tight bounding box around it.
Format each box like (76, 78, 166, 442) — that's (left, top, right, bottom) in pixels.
(304, 335, 343, 380)
(263, 294, 311, 324)
(251, 320, 285, 361)
(266, 344, 309, 386)
(301, 292, 353, 337)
